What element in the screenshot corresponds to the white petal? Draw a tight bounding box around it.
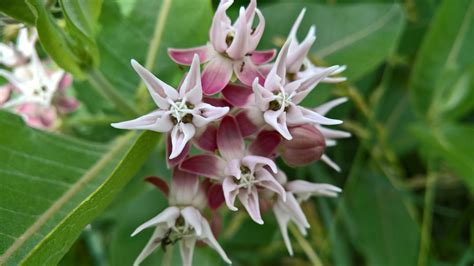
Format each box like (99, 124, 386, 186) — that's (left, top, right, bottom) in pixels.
(180, 54, 202, 102)
(133, 226, 169, 266)
(170, 123, 196, 159)
(179, 237, 197, 266)
(273, 201, 293, 256)
(314, 97, 348, 115)
(131, 206, 180, 237)
(111, 110, 173, 132)
(264, 109, 292, 140)
(181, 206, 203, 236)
(222, 177, 240, 211)
(192, 103, 229, 128)
(200, 217, 232, 264)
(321, 154, 341, 172)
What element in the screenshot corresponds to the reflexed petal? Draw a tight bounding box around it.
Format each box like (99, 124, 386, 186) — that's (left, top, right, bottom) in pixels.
(255, 168, 286, 199)
(264, 109, 292, 140)
(234, 57, 265, 86)
(179, 54, 202, 101)
(131, 206, 180, 236)
(252, 80, 273, 111)
(170, 123, 196, 159)
(200, 217, 232, 264)
(244, 0, 256, 21)
(287, 106, 342, 126)
(222, 177, 240, 211)
(273, 201, 293, 255)
(236, 110, 260, 137)
(238, 188, 263, 224)
(265, 38, 291, 88)
(192, 103, 229, 128)
(169, 169, 201, 206)
(288, 8, 305, 41)
(145, 176, 169, 196)
(217, 115, 244, 160)
(207, 183, 225, 210)
(249, 130, 281, 157)
(133, 226, 169, 266)
(287, 180, 342, 199)
(221, 83, 253, 107)
(224, 159, 241, 180)
(247, 9, 265, 52)
(318, 126, 351, 139)
(283, 192, 310, 228)
(321, 154, 341, 172)
(194, 124, 217, 152)
(314, 97, 348, 115)
(201, 56, 233, 95)
(242, 155, 277, 173)
(111, 110, 173, 132)
(168, 45, 210, 65)
(226, 7, 249, 59)
(250, 49, 276, 65)
(203, 96, 231, 107)
(55, 95, 80, 113)
(210, 0, 233, 53)
(58, 73, 73, 92)
(181, 206, 203, 236)
(180, 154, 226, 179)
(179, 237, 197, 266)
(287, 26, 315, 73)
(292, 65, 340, 104)
(131, 60, 178, 107)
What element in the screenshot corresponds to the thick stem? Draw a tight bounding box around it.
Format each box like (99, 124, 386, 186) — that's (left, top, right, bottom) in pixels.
(87, 69, 138, 117)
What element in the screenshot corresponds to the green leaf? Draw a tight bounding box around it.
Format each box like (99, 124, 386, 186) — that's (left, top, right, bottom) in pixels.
(412, 123, 474, 192)
(410, 0, 474, 117)
(342, 171, 420, 266)
(0, 0, 35, 24)
(0, 111, 160, 265)
(26, 0, 83, 76)
(59, 0, 102, 68)
(260, 3, 405, 80)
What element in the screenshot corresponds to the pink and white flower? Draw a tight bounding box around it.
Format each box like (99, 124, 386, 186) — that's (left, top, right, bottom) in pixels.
(273, 170, 341, 255)
(252, 38, 342, 140)
(180, 116, 285, 224)
(0, 27, 36, 67)
(285, 9, 346, 83)
(168, 0, 275, 95)
(111, 55, 229, 159)
(313, 97, 351, 172)
(132, 169, 231, 266)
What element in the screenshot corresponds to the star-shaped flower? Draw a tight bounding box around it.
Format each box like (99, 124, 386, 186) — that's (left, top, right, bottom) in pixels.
(252, 38, 342, 140)
(132, 169, 231, 266)
(168, 0, 275, 95)
(111, 55, 229, 159)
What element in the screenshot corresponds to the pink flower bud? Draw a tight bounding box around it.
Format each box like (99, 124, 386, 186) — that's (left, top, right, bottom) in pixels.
(280, 125, 326, 167)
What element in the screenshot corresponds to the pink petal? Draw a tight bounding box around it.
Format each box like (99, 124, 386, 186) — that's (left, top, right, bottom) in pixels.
(58, 73, 73, 92)
(288, 8, 306, 41)
(235, 111, 259, 137)
(166, 134, 190, 168)
(111, 110, 174, 132)
(203, 97, 231, 108)
(282, 125, 326, 150)
(298, 106, 343, 125)
(287, 180, 342, 198)
(217, 115, 244, 161)
(264, 39, 291, 88)
(242, 155, 277, 173)
(245, 0, 256, 21)
(281, 147, 324, 167)
(319, 126, 351, 139)
(145, 176, 169, 196)
(169, 168, 201, 206)
(201, 56, 233, 95)
(55, 96, 80, 114)
(292, 65, 340, 104)
(168, 45, 210, 65)
(179, 54, 203, 102)
(207, 183, 225, 210)
(192, 103, 229, 128)
(181, 206, 203, 235)
(170, 123, 196, 159)
(247, 9, 265, 52)
(234, 58, 265, 86)
(226, 7, 249, 60)
(194, 125, 217, 152)
(264, 109, 292, 140)
(273, 201, 293, 255)
(283, 192, 310, 229)
(222, 177, 240, 211)
(255, 168, 286, 199)
(249, 130, 281, 157)
(0, 85, 12, 105)
(210, 0, 233, 53)
(287, 26, 315, 73)
(238, 188, 263, 224)
(250, 50, 276, 65)
(221, 83, 253, 107)
(180, 154, 225, 179)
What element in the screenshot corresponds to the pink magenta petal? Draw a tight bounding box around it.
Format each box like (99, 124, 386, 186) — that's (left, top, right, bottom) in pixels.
(168, 45, 210, 65)
(221, 83, 253, 107)
(217, 115, 244, 161)
(236, 111, 260, 137)
(201, 56, 233, 95)
(145, 176, 169, 196)
(58, 73, 73, 92)
(207, 183, 225, 210)
(194, 124, 217, 152)
(167, 133, 190, 168)
(56, 96, 80, 114)
(250, 49, 276, 65)
(249, 130, 281, 157)
(203, 97, 231, 108)
(180, 154, 225, 179)
(233, 58, 265, 86)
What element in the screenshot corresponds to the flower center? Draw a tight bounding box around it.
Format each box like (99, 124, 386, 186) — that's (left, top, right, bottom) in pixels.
(169, 101, 194, 124)
(234, 165, 259, 194)
(30, 84, 53, 106)
(269, 91, 291, 111)
(158, 216, 195, 251)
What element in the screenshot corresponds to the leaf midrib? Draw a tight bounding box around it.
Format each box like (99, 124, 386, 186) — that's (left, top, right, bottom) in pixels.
(0, 132, 135, 264)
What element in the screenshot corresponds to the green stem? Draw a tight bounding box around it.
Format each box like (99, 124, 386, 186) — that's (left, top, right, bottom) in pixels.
(162, 245, 174, 266)
(417, 170, 438, 266)
(289, 223, 323, 266)
(87, 69, 139, 117)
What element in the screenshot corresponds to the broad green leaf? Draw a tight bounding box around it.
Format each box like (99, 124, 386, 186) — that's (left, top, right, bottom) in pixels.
(0, 0, 35, 24)
(26, 0, 83, 76)
(0, 111, 160, 265)
(59, 0, 102, 68)
(412, 123, 474, 192)
(410, 0, 474, 117)
(260, 3, 405, 81)
(77, 0, 212, 113)
(342, 171, 420, 266)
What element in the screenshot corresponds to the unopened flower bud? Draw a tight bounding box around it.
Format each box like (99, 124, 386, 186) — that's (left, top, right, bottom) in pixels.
(281, 125, 326, 166)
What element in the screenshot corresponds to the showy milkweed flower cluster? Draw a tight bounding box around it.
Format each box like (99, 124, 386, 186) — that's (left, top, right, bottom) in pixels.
(111, 1, 350, 265)
(0, 26, 79, 129)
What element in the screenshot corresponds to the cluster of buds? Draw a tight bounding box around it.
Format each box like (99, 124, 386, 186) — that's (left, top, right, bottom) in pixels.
(0, 26, 79, 129)
(112, 1, 350, 265)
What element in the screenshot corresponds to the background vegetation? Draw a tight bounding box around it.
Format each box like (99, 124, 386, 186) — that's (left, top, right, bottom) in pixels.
(0, 0, 472, 265)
